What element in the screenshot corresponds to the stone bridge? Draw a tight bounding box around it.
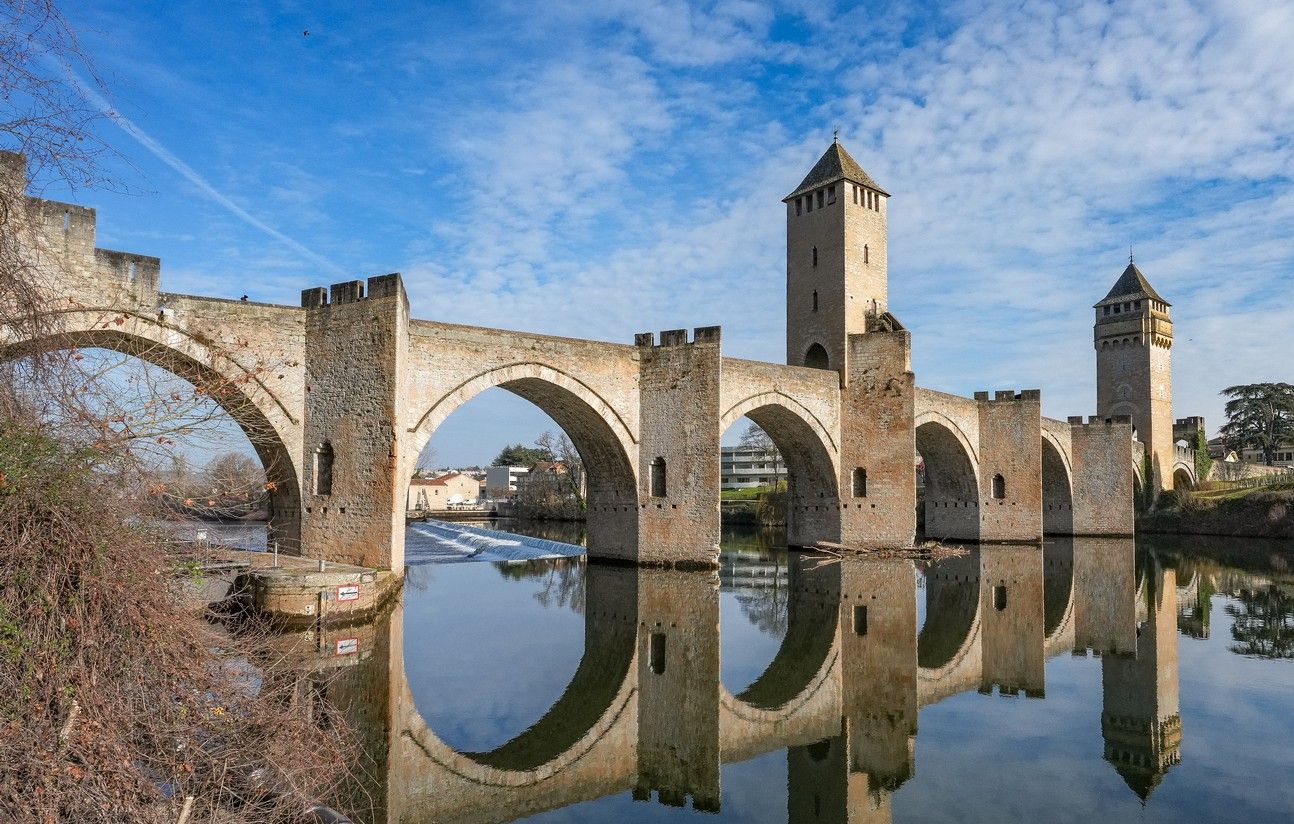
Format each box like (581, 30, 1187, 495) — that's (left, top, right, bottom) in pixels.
(2, 151, 1137, 570)
(310, 538, 1160, 822)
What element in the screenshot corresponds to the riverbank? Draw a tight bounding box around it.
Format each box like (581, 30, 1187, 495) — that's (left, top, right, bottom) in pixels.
(1138, 484, 1294, 540)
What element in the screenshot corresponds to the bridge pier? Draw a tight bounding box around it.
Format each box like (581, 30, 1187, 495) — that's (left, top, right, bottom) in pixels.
(976, 390, 1043, 542)
(299, 275, 409, 571)
(838, 331, 917, 549)
(634, 328, 722, 567)
(1069, 416, 1136, 536)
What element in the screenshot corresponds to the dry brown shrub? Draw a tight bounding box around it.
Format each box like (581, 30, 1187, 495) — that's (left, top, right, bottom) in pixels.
(0, 425, 358, 823)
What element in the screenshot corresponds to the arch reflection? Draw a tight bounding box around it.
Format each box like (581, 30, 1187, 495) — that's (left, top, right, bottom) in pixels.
(289, 536, 1185, 822)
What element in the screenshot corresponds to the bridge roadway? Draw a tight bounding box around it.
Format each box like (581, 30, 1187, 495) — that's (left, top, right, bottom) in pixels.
(290, 537, 1180, 823)
(3, 158, 1146, 570)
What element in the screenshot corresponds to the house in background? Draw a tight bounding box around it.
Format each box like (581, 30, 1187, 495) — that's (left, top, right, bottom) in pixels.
(408, 472, 481, 511)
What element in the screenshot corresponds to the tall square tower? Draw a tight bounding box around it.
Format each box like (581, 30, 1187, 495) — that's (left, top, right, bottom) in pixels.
(1094, 261, 1174, 489)
(784, 140, 889, 375)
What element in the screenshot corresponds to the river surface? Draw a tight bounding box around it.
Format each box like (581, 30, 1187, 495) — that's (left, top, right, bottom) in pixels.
(199, 521, 1294, 822)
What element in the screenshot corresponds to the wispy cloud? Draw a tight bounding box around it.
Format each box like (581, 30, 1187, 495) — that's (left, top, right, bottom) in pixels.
(67, 71, 346, 278)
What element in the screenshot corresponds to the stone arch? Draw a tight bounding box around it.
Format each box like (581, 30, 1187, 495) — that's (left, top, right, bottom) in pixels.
(407, 362, 639, 555)
(1172, 464, 1195, 490)
(5, 309, 303, 549)
(915, 416, 980, 540)
(721, 391, 840, 546)
(1042, 433, 1074, 535)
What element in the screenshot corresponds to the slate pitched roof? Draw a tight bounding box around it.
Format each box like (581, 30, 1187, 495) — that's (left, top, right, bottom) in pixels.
(1097, 263, 1169, 307)
(784, 141, 888, 201)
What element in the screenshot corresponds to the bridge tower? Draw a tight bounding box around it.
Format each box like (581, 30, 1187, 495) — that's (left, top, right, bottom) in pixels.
(1094, 261, 1174, 489)
(783, 138, 889, 375)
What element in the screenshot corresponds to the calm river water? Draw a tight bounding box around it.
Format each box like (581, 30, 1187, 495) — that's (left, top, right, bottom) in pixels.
(204, 521, 1294, 822)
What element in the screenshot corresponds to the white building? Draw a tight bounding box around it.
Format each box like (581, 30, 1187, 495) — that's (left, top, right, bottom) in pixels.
(720, 445, 785, 490)
(485, 465, 530, 498)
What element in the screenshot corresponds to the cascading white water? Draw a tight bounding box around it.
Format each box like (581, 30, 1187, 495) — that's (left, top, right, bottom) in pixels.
(406, 519, 584, 564)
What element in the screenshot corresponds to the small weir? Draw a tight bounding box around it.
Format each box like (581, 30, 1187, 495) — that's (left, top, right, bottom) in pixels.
(407, 519, 585, 564)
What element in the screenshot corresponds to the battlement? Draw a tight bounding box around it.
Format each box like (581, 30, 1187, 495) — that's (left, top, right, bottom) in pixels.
(1068, 415, 1133, 427)
(301, 273, 405, 309)
(975, 389, 1041, 403)
(634, 326, 721, 348)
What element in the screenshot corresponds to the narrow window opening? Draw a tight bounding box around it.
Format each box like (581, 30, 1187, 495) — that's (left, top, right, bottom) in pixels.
(816, 190, 824, 209)
(128, 261, 137, 283)
(649, 633, 666, 674)
(993, 585, 1008, 611)
(796, 197, 803, 216)
(853, 605, 868, 636)
(806, 194, 813, 212)
(63, 211, 70, 231)
(864, 244, 869, 264)
(650, 457, 667, 498)
(812, 246, 818, 267)
(852, 467, 867, 498)
(992, 473, 1006, 500)
(313, 442, 335, 496)
(812, 290, 818, 312)
(826, 185, 836, 204)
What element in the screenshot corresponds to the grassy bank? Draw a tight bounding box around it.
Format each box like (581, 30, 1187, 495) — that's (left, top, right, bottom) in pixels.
(1138, 482, 1294, 540)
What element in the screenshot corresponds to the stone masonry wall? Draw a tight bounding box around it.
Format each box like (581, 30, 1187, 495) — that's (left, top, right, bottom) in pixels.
(976, 390, 1043, 541)
(635, 328, 722, 567)
(839, 331, 916, 548)
(301, 275, 409, 570)
(1069, 416, 1136, 535)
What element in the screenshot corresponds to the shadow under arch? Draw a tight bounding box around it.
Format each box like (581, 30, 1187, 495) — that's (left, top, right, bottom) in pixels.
(721, 392, 841, 547)
(5, 312, 304, 549)
(916, 417, 980, 541)
(1042, 433, 1074, 535)
(1172, 466, 1194, 490)
(396, 563, 640, 788)
(407, 362, 639, 559)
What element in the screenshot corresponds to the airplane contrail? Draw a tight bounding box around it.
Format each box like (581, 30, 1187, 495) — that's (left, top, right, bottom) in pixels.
(70, 72, 347, 278)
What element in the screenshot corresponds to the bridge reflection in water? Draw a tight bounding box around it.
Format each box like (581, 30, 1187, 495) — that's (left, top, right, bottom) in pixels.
(294, 538, 1182, 823)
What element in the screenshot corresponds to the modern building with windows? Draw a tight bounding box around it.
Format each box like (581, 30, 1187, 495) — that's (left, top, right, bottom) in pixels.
(720, 445, 786, 490)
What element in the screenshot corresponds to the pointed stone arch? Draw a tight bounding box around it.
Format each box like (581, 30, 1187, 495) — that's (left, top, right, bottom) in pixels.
(720, 391, 840, 546)
(4, 308, 304, 549)
(406, 361, 639, 558)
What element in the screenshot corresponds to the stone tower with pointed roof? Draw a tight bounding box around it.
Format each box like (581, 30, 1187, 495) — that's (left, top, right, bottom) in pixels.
(784, 139, 889, 374)
(1095, 261, 1175, 489)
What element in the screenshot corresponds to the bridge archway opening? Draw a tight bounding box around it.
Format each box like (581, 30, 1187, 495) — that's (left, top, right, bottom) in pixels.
(804, 343, 830, 370)
(412, 371, 638, 558)
(721, 402, 840, 548)
(1042, 437, 1074, 535)
(915, 420, 979, 541)
(1172, 467, 1194, 490)
(6, 330, 301, 551)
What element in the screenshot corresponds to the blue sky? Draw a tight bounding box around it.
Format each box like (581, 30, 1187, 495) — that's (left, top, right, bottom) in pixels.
(51, 0, 1294, 467)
